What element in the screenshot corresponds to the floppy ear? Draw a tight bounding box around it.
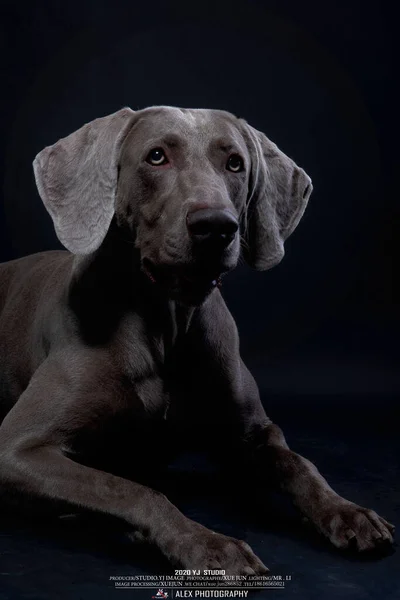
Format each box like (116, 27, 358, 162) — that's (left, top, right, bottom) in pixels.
(241, 123, 313, 271)
(33, 107, 136, 255)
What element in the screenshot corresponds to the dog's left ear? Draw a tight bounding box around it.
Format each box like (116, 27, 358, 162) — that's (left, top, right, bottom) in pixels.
(33, 107, 136, 255)
(240, 122, 313, 271)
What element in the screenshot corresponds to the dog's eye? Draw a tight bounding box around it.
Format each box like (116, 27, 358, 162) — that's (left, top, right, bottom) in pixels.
(146, 148, 168, 166)
(226, 154, 243, 173)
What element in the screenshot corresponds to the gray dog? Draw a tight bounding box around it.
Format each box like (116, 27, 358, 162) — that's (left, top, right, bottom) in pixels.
(0, 106, 394, 573)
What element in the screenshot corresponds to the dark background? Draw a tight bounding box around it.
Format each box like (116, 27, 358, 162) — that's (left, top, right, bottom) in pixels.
(0, 1, 399, 599)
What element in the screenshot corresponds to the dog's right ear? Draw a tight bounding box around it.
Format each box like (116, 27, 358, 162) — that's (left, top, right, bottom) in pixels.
(33, 108, 136, 255)
(240, 121, 312, 271)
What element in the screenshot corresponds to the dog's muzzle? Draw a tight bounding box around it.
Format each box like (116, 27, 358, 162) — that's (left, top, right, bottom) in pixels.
(186, 208, 239, 249)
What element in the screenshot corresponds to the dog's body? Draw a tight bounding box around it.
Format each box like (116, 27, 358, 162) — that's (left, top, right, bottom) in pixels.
(0, 106, 394, 573)
(0, 244, 250, 477)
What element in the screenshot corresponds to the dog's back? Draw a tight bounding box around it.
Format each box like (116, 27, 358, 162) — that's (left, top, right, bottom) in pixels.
(0, 251, 72, 417)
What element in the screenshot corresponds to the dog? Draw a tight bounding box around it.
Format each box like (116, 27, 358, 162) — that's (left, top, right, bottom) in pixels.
(0, 106, 394, 574)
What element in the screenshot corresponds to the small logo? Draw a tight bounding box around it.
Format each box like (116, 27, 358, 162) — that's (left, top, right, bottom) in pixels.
(152, 590, 168, 599)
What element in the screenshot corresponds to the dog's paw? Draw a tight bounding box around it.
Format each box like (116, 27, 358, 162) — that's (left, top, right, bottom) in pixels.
(168, 523, 269, 575)
(316, 498, 395, 552)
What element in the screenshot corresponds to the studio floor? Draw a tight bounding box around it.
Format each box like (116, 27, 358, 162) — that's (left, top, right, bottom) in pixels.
(0, 395, 398, 600)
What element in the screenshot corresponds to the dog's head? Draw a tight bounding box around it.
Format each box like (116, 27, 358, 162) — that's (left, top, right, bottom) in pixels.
(33, 106, 312, 305)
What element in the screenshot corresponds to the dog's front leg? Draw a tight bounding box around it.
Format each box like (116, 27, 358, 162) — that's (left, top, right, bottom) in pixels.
(193, 293, 395, 553)
(0, 352, 268, 574)
(242, 417, 395, 551)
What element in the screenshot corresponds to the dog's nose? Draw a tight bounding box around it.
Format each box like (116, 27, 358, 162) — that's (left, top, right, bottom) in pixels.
(186, 208, 239, 247)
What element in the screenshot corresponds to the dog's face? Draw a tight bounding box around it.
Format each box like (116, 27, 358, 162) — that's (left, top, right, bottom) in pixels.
(33, 106, 312, 305)
(116, 107, 250, 303)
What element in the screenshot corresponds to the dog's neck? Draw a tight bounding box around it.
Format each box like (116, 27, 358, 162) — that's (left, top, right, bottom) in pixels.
(67, 223, 197, 346)
(167, 300, 196, 342)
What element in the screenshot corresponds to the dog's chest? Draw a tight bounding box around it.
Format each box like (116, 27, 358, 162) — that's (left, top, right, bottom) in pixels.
(67, 363, 185, 473)
(66, 403, 176, 476)
(113, 306, 194, 416)
(69, 307, 197, 470)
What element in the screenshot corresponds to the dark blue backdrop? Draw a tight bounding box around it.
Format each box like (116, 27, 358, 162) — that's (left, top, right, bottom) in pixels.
(0, 1, 398, 599)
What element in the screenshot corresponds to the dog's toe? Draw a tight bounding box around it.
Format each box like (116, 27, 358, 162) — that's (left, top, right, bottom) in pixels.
(316, 499, 395, 552)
